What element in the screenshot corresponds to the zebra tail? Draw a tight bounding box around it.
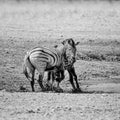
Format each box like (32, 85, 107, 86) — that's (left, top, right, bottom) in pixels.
(23, 62, 29, 79)
(23, 52, 34, 81)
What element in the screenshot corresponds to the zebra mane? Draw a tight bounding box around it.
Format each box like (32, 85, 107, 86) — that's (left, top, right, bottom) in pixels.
(54, 44, 66, 56)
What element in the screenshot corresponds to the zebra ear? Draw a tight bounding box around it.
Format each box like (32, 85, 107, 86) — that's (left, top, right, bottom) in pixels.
(75, 42, 80, 46)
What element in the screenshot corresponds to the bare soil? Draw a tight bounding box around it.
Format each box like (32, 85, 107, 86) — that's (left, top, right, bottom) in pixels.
(0, 1, 120, 119)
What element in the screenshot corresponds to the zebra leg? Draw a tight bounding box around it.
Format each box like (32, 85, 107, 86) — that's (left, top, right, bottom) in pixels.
(71, 67, 82, 92)
(52, 70, 64, 92)
(46, 71, 52, 90)
(27, 66, 35, 92)
(47, 71, 51, 81)
(60, 70, 65, 81)
(55, 81, 61, 92)
(56, 70, 65, 92)
(31, 72, 35, 92)
(38, 74, 46, 91)
(50, 71, 60, 92)
(51, 72, 55, 91)
(68, 69, 76, 91)
(35, 62, 47, 91)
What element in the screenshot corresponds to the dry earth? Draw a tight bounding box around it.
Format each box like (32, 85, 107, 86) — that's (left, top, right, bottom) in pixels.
(0, 1, 120, 120)
(0, 91, 120, 120)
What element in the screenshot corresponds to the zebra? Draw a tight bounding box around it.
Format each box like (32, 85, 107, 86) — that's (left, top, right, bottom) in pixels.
(46, 48, 81, 92)
(23, 38, 80, 92)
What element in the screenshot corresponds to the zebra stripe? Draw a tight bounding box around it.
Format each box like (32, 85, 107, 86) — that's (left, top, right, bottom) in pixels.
(23, 38, 79, 92)
(28, 47, 62, 68)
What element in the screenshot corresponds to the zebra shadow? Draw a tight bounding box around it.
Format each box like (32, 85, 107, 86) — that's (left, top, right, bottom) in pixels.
(19, 86, 117, 94)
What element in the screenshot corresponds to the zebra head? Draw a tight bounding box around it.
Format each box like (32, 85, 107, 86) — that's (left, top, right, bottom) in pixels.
(62, 38, 79, 68)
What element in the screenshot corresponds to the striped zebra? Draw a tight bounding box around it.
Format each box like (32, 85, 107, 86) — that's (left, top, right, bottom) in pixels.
(47, 52, 81, 92)
(23, 38, 79, 92)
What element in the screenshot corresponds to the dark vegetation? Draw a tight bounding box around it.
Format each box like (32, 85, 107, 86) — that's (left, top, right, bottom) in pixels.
(77, 40, 120, 62)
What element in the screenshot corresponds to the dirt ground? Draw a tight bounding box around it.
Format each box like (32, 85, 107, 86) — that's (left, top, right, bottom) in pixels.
(0, 1, 120, 119)
(0, 90, 120, 120)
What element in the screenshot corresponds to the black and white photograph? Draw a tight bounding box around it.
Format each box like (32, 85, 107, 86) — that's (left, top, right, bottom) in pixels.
(0, 0, 120, 119)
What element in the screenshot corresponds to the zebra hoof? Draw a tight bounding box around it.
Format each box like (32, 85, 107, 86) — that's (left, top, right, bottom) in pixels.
(45, 84, 52, 91)
(53, 87, 63, 93)
(41, 87, 48, 92)
(72, 88, 82, 93)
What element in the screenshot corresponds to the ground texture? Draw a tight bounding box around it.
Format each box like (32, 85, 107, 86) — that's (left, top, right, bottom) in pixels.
(0, 1, 120, 120)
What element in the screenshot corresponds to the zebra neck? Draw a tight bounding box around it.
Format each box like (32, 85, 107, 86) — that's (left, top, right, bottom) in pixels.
(57, 46, 66, 56)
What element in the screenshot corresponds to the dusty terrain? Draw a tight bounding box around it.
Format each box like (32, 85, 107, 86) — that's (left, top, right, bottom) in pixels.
(0, 91, 120, 120)
(0, 1, 120, 119)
